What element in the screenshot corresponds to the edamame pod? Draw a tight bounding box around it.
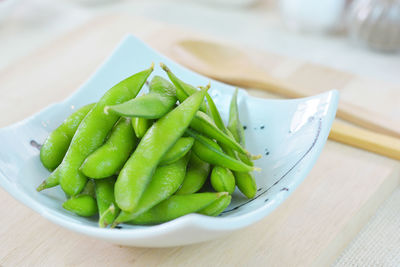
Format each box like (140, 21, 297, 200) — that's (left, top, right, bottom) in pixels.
(205, 91, 249, 160)
(106, 76, 177, 119)
(81, 179, 96, 198)
(175, 153, 210, 195)
(37, 168, 60, 191)
(227, 89, 254, 165)
(187, 129, 256, 173)
(114, 156, 189, 224)
(198, 194, 231, 216)
(204, 92, 226, 132)
(159, 137, 194, 166)
(227, 89, 257, 198)
(95, 177, 119, 227)
(80, 118, 137, 178)
(55, 65, 153, 196)
(62, 195, 98, 217)
(132, 117, 152, 138)
(207, 91, 257, 198)
(227, 88, 246, 146)
(40, 103, 95, 171)
(115, 89, 207, 212)
(160, 63, 209, 113)
(129, 192, 227, 225)
(191, 111, 248, 156)
(235, 172, 257, 199)
(210, 166, 236, 195)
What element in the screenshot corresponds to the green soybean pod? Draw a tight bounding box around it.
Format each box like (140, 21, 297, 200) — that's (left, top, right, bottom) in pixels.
(227, 89, 257, 199)
(114, 156, 189, 224)
(205, 91, 252, 164)
(227, 89, 254, 165)
(80, 118, 137, 179)
(227, 88, 246, 146)
(62, 195, 98, 217)
(187, 129, 256, 173)
(160, 63, 209, 113)
(190, 111, 248, 156)
(206, 91, 257, 199)
(198, 194, 232, 216)
(115, 89, 206, 212)
(37, 168, 61, 191)
(175, 153, 210, 195)
(129, 192, 227, 225)
(159, 137, 194, 166)
(55, 65, 153, 196)
(132, 117, 152, 138)
(81, 179, 96, 198)
(95, 177, 119, 227)
(210, 166, 236, 195)
(106, 76, 177, 119)
(234, 172, 257, 199)
(40, 103, 95, 171)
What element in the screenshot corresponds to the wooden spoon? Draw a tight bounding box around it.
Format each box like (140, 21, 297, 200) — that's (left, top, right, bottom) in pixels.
(169, 39, 400, 160)
(171, 39, 400, 139)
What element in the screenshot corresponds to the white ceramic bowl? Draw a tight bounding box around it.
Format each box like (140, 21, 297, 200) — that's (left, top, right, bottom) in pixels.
(0, 35, 338, 247)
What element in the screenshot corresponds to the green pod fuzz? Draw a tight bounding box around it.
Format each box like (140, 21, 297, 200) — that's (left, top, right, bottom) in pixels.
(54, 65, 153, 197)
(115, 89, 206, 212)
(114, 156, 189, 224)
(159, 137, 194, 166)
(80, 118, 137, 179)
(129, 192, 227, 225)
(190, 111, 248, 156)
(106, 76, 177, 119)
(187, 129, 256, 173)
(210, 166, 236, 195)
(40, 103, 95, 171)
(62, 195, 98, 217)
(132, 117, 152, 138)
(175, 153, 210, 195)
(95, 177, 120, 227)
(198, 194, 232, 216)
(160, 63, 209, 113)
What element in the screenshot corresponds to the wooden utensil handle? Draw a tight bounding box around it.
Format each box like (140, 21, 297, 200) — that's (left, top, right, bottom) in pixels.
(247, 75, 400, 139)
(330, 121, 400, 161)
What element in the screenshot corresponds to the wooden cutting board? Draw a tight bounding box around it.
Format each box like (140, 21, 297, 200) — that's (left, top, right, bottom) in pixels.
(1, 15, 399, 267)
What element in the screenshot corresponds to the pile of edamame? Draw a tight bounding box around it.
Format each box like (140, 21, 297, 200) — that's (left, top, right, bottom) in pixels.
(37, 63, 260, 227)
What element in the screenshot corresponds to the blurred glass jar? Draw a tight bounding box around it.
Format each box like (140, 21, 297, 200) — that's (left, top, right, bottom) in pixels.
(347, 0, 400, 53)
(190, 0, 259, 7)
(279, 0, 346, 33)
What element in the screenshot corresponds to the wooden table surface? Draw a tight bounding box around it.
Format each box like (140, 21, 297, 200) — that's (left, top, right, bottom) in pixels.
(0, 16, 399, 266)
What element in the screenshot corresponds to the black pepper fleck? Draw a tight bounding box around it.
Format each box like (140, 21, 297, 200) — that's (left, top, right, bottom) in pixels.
(30, 140, 42, 150)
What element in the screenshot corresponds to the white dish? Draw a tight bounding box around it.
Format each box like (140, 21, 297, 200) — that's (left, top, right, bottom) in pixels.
(0, 35, 338, 247)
